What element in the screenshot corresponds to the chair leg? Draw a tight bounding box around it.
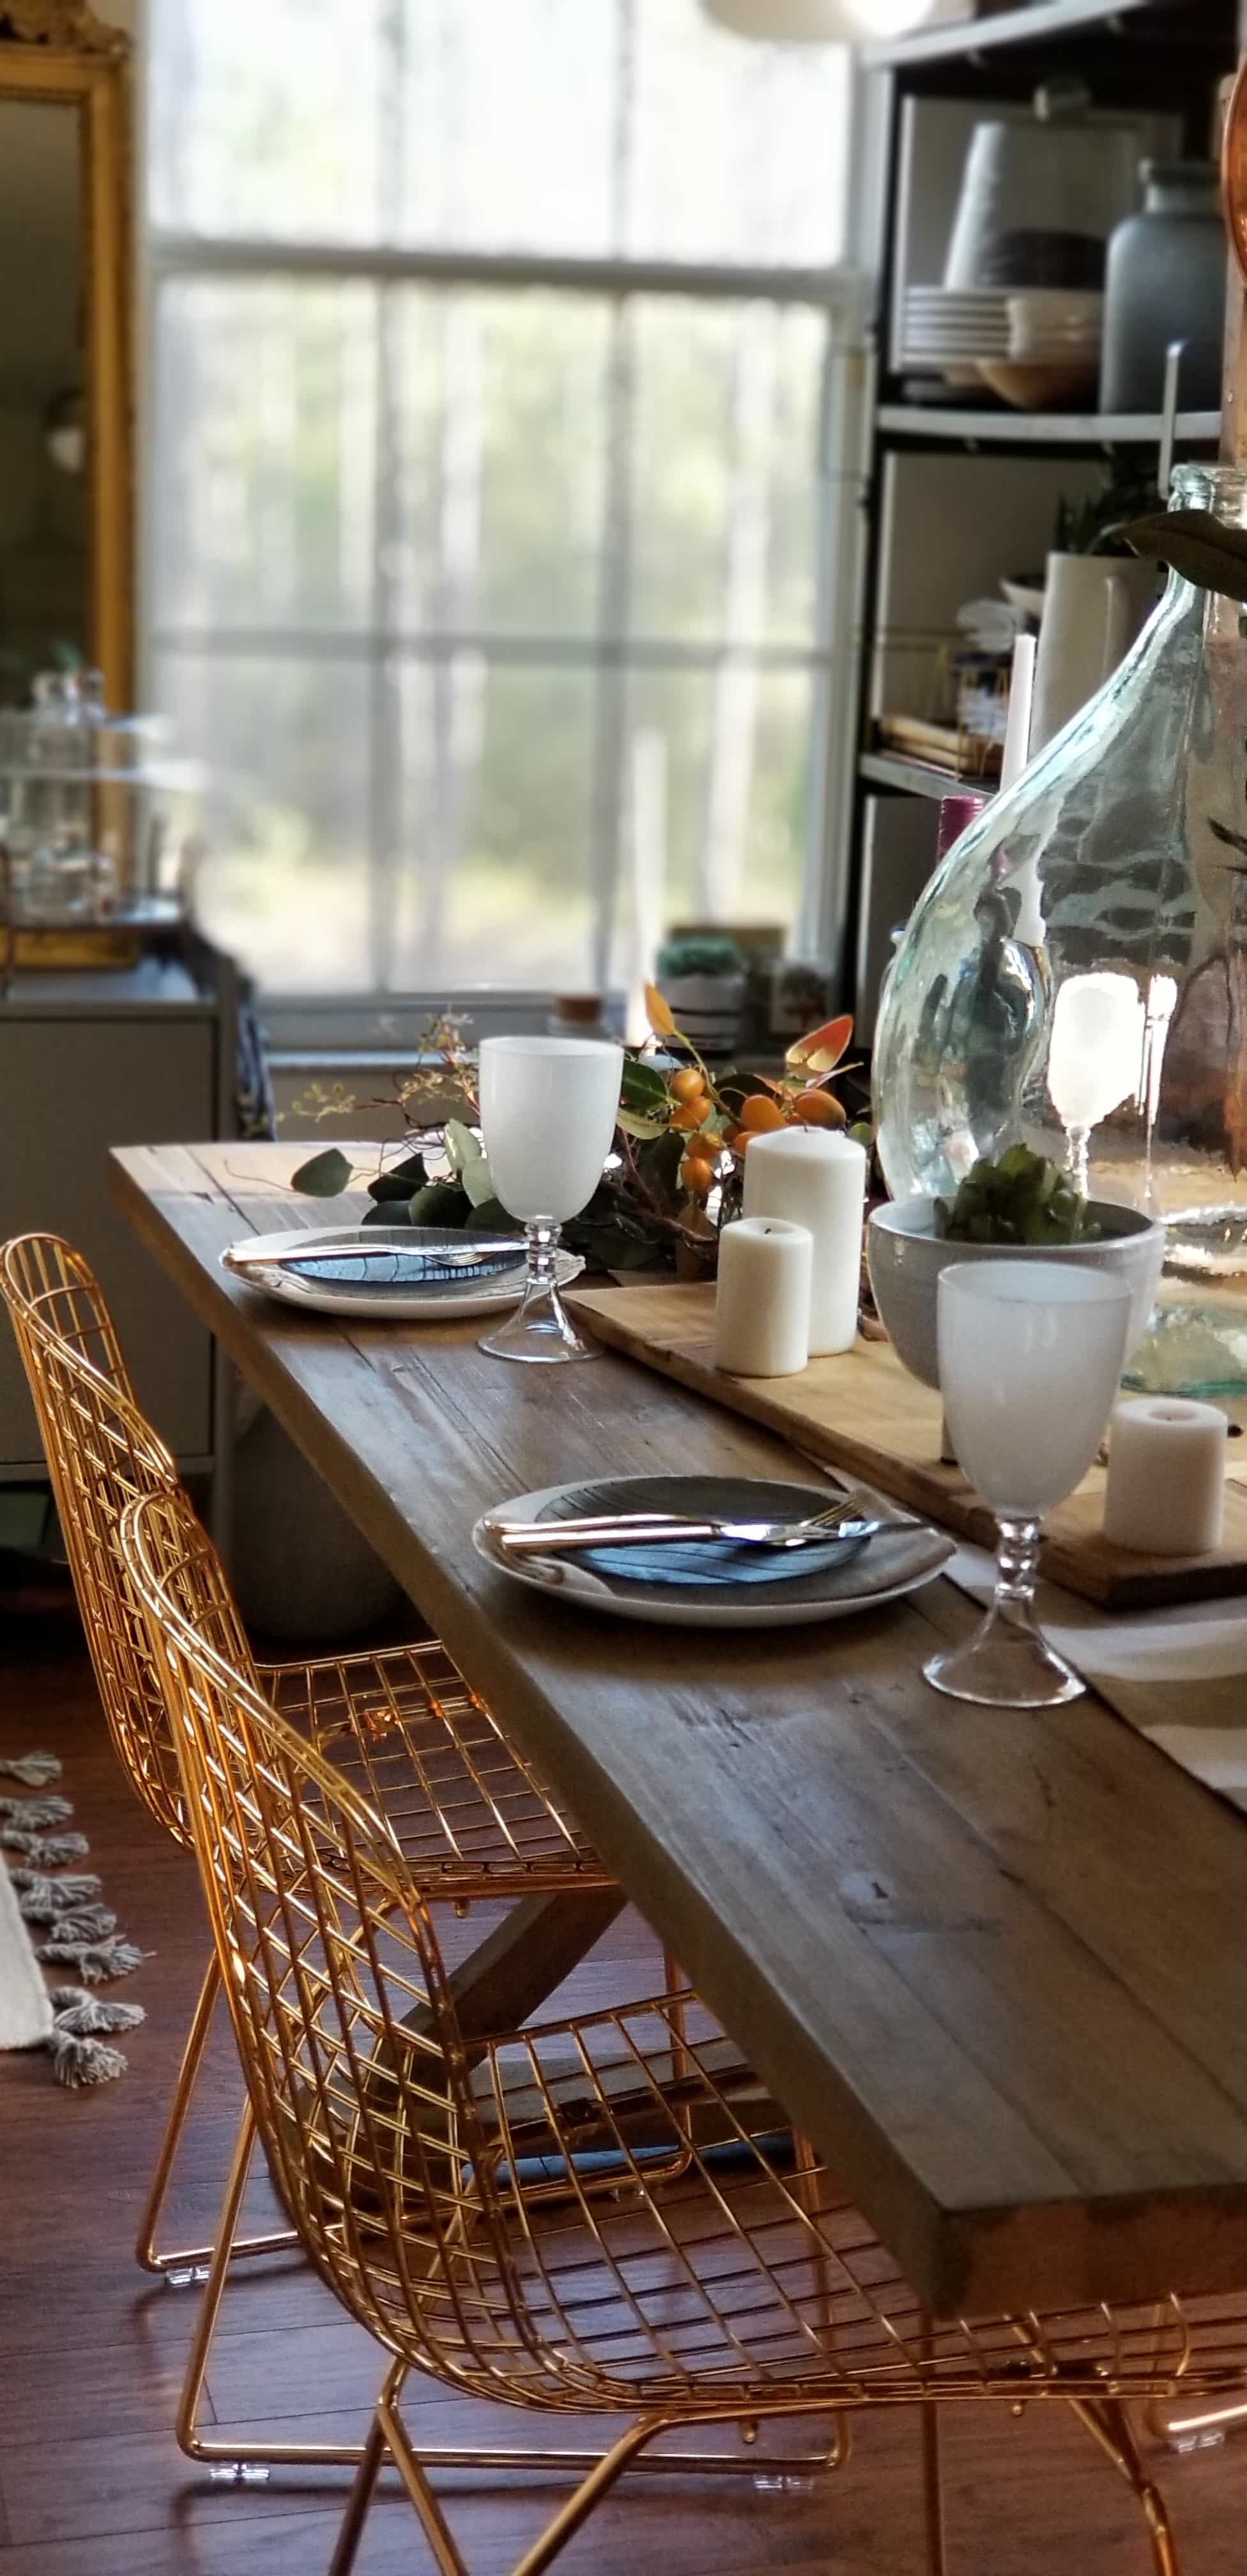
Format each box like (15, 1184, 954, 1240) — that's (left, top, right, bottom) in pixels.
(327, 2396, 393, 2576)
(380, 2360, 471, 2576)
(507, 2419, 664, 2576)
(1067, 2395, 1181, 2576)
(135, 1950, 296, 2281)
(379, 2363, 664, 2576)
(173, 2101, 374, 2478)
(921, 2400, 949, 2576)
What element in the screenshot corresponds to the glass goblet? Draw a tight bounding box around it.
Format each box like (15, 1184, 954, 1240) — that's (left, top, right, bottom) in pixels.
(477, 1034, 624, 1364)
(924, 1261, 1131, 1708)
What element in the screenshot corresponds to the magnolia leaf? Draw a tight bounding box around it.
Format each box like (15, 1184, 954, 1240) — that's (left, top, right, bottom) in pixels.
(1125, 510, 1247, 605)
(645, 980, 678, 1040)
(469, 1196, 523, 1235)
(460, 1151, 498, 1209)
(291, 1147, 353, 1198)
(408, 1180, 471, 1226)
(616, 1107, 669, 1140)
(442, 1116, 485, 1177)
(785, 1011, 853, 1072)
(368, 1153, 428, 1203)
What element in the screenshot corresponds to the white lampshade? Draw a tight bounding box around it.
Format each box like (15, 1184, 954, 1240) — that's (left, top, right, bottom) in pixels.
(700, 0, 945, 37)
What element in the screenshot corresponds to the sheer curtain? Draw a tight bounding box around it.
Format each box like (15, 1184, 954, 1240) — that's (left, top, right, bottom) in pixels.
(147, 0, 853, 1002)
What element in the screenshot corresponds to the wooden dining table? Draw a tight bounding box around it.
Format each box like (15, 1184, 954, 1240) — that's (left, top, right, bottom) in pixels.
(111, 1138, 1247, 2328)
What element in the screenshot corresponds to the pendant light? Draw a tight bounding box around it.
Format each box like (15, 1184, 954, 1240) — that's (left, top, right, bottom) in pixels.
(700, 0, 945, 38)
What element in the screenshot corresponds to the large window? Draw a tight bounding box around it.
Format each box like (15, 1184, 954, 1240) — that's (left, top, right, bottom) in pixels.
(148, 1, 853, 1000)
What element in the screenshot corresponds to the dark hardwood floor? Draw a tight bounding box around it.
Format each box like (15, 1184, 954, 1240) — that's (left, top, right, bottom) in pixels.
(5, 1593, 1247, 2575)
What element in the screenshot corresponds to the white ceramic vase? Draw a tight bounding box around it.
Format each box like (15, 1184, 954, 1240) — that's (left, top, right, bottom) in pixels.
(1030, 553, 1159, 755)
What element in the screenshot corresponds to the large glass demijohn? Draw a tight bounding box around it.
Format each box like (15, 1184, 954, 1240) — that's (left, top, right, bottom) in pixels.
(873, 464, 1247, 1388)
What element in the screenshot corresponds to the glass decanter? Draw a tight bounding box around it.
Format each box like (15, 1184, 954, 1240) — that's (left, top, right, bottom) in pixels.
(874, 463, 1247, 1395)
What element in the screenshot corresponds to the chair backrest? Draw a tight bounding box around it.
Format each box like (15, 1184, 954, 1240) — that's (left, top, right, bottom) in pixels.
(121, 1483, 535, 2398)
(0, 1233, 197, 1844)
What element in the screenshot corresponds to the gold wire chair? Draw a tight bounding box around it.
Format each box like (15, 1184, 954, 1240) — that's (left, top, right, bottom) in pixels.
(124, 1480, 1247, 2576)
(0, 1232, 658, 2481)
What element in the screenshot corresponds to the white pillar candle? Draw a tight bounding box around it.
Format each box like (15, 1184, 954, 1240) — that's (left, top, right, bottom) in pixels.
(1103, 1398, 1228, 1556)
(714, 1216, 812, 1378)
(743, 1128, 867, 1356)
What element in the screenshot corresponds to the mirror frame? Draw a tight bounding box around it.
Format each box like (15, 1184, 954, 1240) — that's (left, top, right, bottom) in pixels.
(0, 3, 132, 705)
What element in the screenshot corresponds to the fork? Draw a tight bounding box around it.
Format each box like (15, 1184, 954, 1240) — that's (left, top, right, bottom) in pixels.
(494, 1501, 886, 1558)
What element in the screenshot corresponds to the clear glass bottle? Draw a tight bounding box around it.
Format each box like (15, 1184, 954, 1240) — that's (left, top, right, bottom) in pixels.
(873, 463, 1247, 1392)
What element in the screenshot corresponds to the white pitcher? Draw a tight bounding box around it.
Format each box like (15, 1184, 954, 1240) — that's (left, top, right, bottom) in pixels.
(1030, 552, 1159, 755)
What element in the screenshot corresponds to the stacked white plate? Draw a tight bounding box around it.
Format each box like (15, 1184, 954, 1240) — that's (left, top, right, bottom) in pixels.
(901, 286, 1011, 380)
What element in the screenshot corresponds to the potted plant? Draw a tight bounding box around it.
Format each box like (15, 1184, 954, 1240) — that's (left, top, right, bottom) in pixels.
(654, 935, 748, 1058)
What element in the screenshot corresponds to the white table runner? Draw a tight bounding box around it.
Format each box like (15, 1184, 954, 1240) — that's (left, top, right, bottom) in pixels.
(950, 1546, 1247, 1813)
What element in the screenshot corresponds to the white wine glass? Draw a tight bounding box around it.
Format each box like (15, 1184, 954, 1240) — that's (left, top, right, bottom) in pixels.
(477, 1034, 624, 1364)
(925, 1261, 1131, 1708)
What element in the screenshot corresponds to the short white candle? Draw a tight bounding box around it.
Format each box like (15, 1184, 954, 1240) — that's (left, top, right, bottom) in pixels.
(743, 1127, 866, 1356)
(1103, 1397, 1228, 1556)
(714, 1216, 812, 1378)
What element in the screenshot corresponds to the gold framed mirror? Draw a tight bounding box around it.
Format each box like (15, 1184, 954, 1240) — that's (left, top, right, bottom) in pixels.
(0, 3, 132, 708)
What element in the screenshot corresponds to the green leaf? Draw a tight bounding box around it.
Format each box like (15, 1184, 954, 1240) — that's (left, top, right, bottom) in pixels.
(1125, 510, 1247, 605)
(635, 1127, 687, 1212)
(461, 1150, 498, 1209)
(291, 1147, 353, 1198)
(468, 1197, 523, 1235)
(368, 1153, 428, 1203)
(442, 1117, 484, 1177)
(620, 1056, 669, 1113)
(616, 1107, 669, 1140)
(407, 1181, 471, 1227)
(362, 1200, 409, 1228)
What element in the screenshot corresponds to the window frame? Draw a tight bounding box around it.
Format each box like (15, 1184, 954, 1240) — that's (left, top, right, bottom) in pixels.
(141, 77, 872, 1039)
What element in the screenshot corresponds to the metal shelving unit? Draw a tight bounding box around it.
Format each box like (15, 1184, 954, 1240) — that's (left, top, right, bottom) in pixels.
(859, 750, 992, 801)
(876, 405, 1221, 448)
(865, 0, 1196, 72)
(845, 0, 1237, 1039)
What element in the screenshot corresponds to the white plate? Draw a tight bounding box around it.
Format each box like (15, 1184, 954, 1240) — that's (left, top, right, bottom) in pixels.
(473, 1475, 954, 1629)
(221, 1225, 583, 1322)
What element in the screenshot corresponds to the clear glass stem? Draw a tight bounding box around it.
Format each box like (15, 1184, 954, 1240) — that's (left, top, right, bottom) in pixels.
(478, 1217, 599, 1364)
(1067, 1124, 1091, 1197)
(922, 1512, 1084, 1708)
(525, 1218, 559, 1301)
(993, 1514, 1043, 1632)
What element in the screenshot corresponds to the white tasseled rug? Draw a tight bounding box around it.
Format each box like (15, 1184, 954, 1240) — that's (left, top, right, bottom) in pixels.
(0, 1850, 53, 2050)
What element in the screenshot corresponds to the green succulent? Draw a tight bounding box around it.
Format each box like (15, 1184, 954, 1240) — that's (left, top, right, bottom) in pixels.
(935, 1144, 1101, 1247)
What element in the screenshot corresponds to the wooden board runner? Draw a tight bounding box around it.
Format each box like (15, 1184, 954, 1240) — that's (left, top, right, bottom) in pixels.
(568, 1281, 1247, 1611)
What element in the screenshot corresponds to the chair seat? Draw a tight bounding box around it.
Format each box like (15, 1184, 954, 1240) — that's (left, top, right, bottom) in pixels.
(340, 1993, 1247, 2422)
(266, 1639, 609, 1896)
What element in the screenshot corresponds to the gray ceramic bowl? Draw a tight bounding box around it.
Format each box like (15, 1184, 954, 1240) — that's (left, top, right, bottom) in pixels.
(866, 1194, 1166, 1390)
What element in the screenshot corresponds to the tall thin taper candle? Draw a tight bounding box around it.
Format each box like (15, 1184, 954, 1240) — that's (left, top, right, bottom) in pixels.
(743, 1127, 866, 1356)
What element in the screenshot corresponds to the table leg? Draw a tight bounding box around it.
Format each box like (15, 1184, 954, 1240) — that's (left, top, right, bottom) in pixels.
(402, 1886, 627, 2066)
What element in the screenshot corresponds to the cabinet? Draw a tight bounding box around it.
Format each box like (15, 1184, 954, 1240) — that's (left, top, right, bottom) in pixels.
(0, 951, 234, 1472)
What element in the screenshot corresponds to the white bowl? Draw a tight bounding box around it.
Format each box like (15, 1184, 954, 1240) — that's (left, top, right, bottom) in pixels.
(867, 1194, 1166, 1392)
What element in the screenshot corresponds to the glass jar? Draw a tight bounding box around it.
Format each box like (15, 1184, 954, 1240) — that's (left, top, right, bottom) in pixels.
(873, 463, 1247, 1392)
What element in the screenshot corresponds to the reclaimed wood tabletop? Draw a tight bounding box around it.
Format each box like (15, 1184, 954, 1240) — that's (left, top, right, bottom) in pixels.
(111, 1138, 1247, 2322)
